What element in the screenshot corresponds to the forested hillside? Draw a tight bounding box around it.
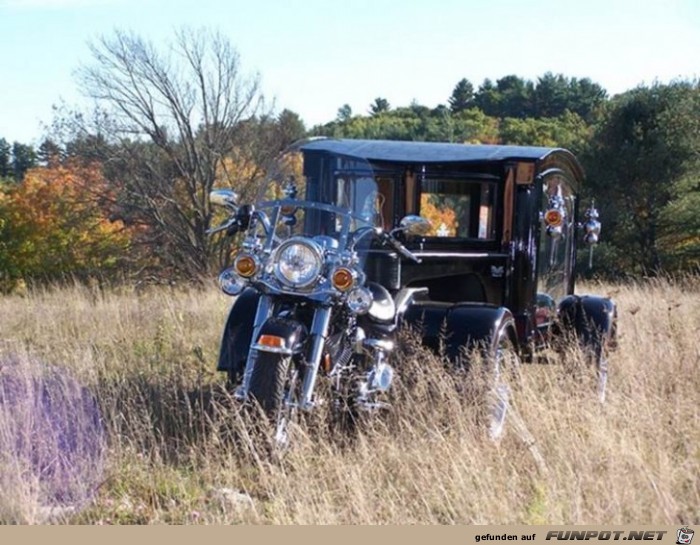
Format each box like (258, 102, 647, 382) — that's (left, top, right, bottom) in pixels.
(1, 29, 698, 289)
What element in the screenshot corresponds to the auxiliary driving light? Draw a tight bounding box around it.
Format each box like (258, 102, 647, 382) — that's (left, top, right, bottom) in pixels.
(218, 268, 245, 296)
(347, 286, 373, 315)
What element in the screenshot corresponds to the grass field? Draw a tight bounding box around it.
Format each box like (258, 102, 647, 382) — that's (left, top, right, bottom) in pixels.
(0, 278, 698, 524)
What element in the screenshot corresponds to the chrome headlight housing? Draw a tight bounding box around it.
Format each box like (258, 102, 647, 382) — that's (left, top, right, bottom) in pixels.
(218, 267, 246, 296)
(273, 238, 324, 289)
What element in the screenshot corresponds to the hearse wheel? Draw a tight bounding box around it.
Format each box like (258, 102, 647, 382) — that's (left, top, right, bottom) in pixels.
(489, 325, 522, 439)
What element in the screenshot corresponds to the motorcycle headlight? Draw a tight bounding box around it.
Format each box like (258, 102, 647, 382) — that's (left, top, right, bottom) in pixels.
(274, 238, 323, 289)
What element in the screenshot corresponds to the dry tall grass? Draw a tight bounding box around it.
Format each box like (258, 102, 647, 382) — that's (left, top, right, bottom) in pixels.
(0, 278, 697, 524)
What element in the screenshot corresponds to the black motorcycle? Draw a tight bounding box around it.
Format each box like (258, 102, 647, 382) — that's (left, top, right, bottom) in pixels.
(208, 143, 430, 445)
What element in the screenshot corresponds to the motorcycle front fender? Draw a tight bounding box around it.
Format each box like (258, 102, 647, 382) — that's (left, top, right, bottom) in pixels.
(217, 288, 260, 373)
(253, 317, 307, 355)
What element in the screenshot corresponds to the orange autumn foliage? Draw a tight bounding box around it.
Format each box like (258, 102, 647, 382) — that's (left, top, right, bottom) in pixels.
(0, 161, 131, 289)
(420, 194, 459, 237)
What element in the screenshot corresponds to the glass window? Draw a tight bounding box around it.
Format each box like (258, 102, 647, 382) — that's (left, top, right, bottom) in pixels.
(536, 173, 576, 324)
(420, 179, 497, 240)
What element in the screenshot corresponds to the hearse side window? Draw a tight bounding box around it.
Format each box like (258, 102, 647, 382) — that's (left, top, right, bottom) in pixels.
(420, 179, 497, 240)
(535, 172, 576, 325)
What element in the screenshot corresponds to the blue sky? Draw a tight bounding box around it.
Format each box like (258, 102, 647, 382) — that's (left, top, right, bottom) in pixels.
(0, 0, 698, 145)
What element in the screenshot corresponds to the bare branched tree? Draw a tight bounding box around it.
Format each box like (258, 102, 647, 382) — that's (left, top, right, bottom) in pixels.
(77, 28, 270, 278)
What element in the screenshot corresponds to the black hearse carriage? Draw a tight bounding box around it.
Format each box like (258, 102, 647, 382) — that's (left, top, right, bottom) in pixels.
(210, 138, 616, 443)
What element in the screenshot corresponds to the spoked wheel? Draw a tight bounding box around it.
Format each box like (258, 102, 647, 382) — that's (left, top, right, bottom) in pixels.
(484, 327, 521, 441)
(247, 352, 300, 449)
(583, 337, 609, 403)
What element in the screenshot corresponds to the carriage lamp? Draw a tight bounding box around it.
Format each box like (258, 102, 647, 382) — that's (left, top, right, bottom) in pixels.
(544, 198, 565, 239)
(544, 209, 563, 227)
(546, 224, 563, 239)
(583, 205, 601, 245)
(583, 202, 602, 269)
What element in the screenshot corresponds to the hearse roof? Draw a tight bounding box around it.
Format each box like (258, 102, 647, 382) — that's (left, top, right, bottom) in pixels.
(299, 138, 572, 165)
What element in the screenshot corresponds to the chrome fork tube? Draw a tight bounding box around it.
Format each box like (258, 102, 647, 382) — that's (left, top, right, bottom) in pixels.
(300, 306, 332, 410)
(236, 294, 273, 399)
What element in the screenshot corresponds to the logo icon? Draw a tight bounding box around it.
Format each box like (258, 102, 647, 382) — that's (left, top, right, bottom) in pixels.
(490, 265, 504, 278)
(677, 528, 694, 545)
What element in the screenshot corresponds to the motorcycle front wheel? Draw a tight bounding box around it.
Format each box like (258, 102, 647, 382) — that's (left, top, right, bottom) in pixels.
(248, 352, 298, 448)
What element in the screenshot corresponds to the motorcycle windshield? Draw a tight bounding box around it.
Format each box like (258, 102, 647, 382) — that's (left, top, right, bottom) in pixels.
(247, 139, 381, 260)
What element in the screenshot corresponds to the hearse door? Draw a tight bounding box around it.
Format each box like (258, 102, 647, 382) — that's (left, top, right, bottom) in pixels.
(535, 171, 576, 332)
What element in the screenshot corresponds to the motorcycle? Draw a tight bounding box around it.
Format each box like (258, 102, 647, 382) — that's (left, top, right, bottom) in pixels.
(208, 141, 430, 445)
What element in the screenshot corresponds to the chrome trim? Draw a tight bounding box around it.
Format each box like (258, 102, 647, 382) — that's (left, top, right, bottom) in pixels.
(393, 287, 429, 316)
(363, 338, 394, 352)
(256, 277, 340, 300)
(411, 252, 509, 258)
(299, 306, 332, 410)
(209, 189, 238, 209)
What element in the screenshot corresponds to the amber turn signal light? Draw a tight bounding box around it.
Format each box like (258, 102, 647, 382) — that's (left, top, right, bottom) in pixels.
(331, 267, 355, 291)
(258, 335, 286, 349)
(234, 254, 257, 278)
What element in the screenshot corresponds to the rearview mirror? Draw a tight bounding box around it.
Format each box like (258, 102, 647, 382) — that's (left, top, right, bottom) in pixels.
(209, 189, 239, 209)
(399, 215, 431, 236)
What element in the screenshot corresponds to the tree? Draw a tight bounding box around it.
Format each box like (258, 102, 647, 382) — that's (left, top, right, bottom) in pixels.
(500, 111, 590, 153)
(495, 75, 533, 118)
(0, 161, 131, 290)
(369, 97, 391, 116)
(37, 138, 63, 167)
(583, 81, 700, 275)
(275, 109, 306, 147)
(75, 27, 269, 278)
(0, 138, 10, 178)
(336, 104, 352, 122)
(473, 78, 500, 117)
(448, 78, 474, 113)
(11, 142, 36, 181)
(568, 77, 607, 122)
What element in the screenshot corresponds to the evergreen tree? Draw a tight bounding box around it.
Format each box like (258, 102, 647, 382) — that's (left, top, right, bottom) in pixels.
(369, 97, 391, 116)
(0, 138, 10, 178)
(448, 78, 474, 113)
(336, 104, 352, 122)
(11, 142, 37, 181)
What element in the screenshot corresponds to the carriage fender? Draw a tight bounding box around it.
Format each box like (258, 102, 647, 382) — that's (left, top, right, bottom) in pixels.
(217, 288, 260, 372)
(558, 295, 617, 346)
(403, 302, 516, 360)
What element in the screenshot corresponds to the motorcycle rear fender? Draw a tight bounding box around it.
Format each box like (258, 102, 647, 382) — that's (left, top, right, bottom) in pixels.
(558, 294, 617, 347)
(402, 302, 516, 360)
(217, 288, 260, 372)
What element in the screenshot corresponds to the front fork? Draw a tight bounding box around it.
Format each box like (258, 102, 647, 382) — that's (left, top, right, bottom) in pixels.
(299, 306, 332, 409)
(236, 295, 332, 411)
